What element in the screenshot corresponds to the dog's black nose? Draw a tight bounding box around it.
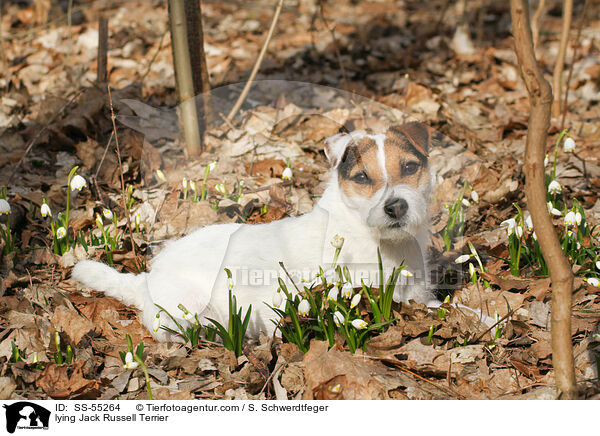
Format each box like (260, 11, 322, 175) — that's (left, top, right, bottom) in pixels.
(384, 198, 408, 220)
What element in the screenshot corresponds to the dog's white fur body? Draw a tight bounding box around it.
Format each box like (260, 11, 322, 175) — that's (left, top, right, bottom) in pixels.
(73, 128, 434, 340)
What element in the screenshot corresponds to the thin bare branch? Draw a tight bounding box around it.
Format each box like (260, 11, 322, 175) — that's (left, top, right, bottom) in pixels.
(531, 0, 546, 48)
(551, 0, 573, 116)
(227, 0, 284, 122)
(560, 0, 589, 131)
(107, 84, 139, 271)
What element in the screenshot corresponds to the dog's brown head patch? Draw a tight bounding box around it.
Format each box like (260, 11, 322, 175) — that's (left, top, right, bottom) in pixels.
(337, 123, 431, 199)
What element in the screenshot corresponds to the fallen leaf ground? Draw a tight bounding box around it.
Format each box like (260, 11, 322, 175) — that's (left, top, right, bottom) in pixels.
(1, 0, 599, 400)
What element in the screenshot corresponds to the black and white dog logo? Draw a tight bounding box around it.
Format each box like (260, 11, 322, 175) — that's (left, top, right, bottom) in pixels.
(3, 402, 50, 433)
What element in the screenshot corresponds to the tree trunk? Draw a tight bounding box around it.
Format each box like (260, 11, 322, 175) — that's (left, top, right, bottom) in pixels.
(168, 0, 202, 156)
(510, 0, 577, 399)
(184, 0, 214, 126)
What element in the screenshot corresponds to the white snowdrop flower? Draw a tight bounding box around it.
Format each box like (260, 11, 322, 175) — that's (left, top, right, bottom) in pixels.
(547, 180, 562, 195)
(190, 180, 197, 193)
(350, 293, 361, 309)
(575, 212, 582, 226)
(401, 269, 413, 277)
(564, 211, 577, 227)
(455, 254, 471, 264)
(153, 314, 161, 332)
(595, 261, 600, 270)
(563, 137, 576, 153)
(515, 226, 523, 238)
(95, 214, 103, 228)
(133, 211, 141, 226)
(155, 169, 167, 182)
(470, 190, 479, 203)
(102, 208, 113, 220)
(282, 167, 293, 180)
(40, 203, 52, 218)
(461, 198, 470, 207)
(351, 318, 368, 330)
(215, 183, 227, 195)
(500, 218, 517, 235)
(469, 262, 476, 278)
(544, 154, 549, 167)
(333, 311, 344, 327)
(124, 352, 139, 370)
(547, 202, 562, 216)
(327, 286, 339, 301)
(182, 177, 188, 190)
(208, 161, 217, 172)
(341, 282, 353, 299)
(272, 291, 283, 308)
(524, 215, 533, 232)
(331, 234, 344, 249)
(56, 226, 67, 239)
(227, 277, 234, 290)
(70, 174, 87, 191)
(586, 277, 600, 287)
(297, 299, 310, 316)
(532, 231, 538, 240)
(0, 199, 11, 215)
(566, 230, 575, 239)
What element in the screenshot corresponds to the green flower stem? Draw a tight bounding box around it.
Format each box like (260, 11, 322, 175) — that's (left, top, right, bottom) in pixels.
(133, 355, 153, 400)
(64, 166, 79, 248)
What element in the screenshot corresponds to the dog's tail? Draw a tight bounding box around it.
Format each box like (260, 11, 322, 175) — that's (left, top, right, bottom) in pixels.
(71, 260, 148, 309)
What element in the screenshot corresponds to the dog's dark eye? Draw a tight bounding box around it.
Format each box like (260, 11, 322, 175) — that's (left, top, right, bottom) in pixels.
(402, 161, 419, 176)
(351, 171, 370, 184)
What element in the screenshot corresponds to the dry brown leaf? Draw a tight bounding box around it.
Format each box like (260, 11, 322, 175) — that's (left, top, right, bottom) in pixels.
(454, 283, 526, 319)
(36, 361, 102, 399)
(479, 271, 530, 292)
(155, 388, 194, 400)
(246, 159, 286, 177)
(302, 341, 391, 400)
(51, 305, 96, 345)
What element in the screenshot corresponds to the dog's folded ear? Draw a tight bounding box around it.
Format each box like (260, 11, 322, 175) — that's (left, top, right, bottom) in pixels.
(324, 132, 354, 168)
(389, 122, 432, 158)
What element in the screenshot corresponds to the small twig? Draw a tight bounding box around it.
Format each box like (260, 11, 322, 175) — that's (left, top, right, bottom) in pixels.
(226, 0, 284, 121)
(472, 304, 521, 343)
(259, 355, 287, 396)
(278, 261, 302, 294)
(318, 0, 348, 89)
(140, 30, 167, 83)
(6, 91, 82, 185)
(107, 85, 139, 270)
(378, 357, 464, 399)
(218, 111, 236, 130)
(94, 130, 114, 180)
(560, 0, 589, 131)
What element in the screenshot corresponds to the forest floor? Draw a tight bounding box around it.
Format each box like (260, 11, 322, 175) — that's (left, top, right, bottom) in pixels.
(1, 0, 599, 400)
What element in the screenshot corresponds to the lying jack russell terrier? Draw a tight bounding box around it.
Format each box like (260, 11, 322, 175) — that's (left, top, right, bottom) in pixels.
(73, 122, 439, 340)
